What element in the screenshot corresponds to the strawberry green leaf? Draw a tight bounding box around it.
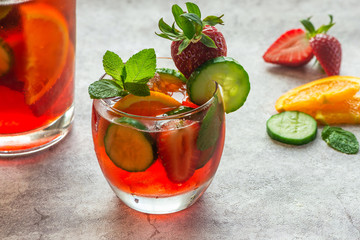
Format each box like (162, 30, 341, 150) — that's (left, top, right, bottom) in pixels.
(178, 39, 191, 55)
(124, 48, 156, 84)
(155, 32, 176, 41)
(300, 17, 315, 35)
(103, 51, 124, 81)
(202, 15, 224, 26)
(172, 4, 185, 29)
(180, 16, 196, 39)
(186, 2, 201, 18)
(88, 79, 127, 99)
(124, 82, 150, 96)
(158, 18, 179, 37)
(181, 13, 203, 27)
(200, 33, 217, 48)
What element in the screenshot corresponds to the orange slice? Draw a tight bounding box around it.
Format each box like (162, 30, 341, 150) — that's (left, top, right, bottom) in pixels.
(113, 91, 181, 117)
(20, 3, 69, 105)
(299, 95, 360, 125)
(275, 76, 360, 112)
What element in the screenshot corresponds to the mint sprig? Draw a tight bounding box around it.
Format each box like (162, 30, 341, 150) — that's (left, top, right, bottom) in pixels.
(88, 49, 156, 99)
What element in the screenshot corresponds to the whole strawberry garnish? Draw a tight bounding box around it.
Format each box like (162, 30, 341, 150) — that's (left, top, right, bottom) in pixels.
(301, 15, 342, 76)
(156, 2, 227, 79)
(263, 28, 314, 67)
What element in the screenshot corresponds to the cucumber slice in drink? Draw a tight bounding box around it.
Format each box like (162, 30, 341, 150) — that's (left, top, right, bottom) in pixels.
(156, 68, 187, 83)
(187, 57, 250, 113)
(266, 111, 317, 145)
(104, 117, 157, 172)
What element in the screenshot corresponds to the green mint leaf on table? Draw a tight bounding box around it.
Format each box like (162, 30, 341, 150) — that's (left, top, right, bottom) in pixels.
(88, 79, 127, 99)
(103, 50, 124, 81)
(124, 82, 150, 96)
(321, 126, 359, 154)
(124, 48, 156, 85)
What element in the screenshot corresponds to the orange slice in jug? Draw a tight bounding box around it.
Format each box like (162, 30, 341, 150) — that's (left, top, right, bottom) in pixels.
(20, 3, 69, 105)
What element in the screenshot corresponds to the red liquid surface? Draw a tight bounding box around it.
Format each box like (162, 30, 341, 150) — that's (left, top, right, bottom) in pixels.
(0, 0, 75, 134)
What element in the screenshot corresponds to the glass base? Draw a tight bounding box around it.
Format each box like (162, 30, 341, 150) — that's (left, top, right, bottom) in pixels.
(108, 177, 214, 214)
(0, 105, 74, 157)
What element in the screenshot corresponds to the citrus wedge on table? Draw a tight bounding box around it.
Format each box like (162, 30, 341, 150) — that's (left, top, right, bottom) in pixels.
(300, 95, 360, 125)
(275, 76, 360, 112)
(113, 91, 181, 116)
(20, 3, 69, 105)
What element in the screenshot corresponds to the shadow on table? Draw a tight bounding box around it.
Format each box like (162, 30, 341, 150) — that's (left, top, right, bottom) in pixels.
(265, 63, 325, 83)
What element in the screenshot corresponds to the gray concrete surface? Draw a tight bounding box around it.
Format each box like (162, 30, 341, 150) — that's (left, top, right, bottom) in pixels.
(2, 0, 360, 239)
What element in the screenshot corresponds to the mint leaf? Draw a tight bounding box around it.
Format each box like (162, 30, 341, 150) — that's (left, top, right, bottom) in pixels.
(88, 79, 127, 99)
(103, 51, 124, 81)
(321, 126, 359, 154)
(124, 48, 156, 84)
(124, 82, 150, 96)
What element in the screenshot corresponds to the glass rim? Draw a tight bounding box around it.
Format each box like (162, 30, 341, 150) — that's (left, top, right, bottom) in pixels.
(96, 74, 219, 121)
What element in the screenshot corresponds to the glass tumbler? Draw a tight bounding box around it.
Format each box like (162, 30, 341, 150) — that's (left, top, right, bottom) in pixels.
(91, 59, 226, 214)
(0, 0, 76, 156)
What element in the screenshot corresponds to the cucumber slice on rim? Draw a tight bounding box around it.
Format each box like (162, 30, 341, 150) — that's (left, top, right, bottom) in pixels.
(156, 68, 187, 83)
(187, 57, 250, 113)
(104, 117, 157, 172)
(266, 111, 317, 145)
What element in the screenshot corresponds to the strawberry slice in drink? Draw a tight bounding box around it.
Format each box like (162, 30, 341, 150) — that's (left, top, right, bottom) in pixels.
(157, 120, 201, 183)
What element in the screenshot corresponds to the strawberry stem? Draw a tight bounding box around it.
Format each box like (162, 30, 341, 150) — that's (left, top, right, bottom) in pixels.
(300, 15, 335, 38)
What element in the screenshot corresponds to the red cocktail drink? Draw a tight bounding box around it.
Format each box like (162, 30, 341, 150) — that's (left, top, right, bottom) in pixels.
(92, 67, 226, 214)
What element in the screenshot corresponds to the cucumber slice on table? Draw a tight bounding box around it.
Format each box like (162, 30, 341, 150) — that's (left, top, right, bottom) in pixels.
(266, 111, 317, 145)
(187, 56, 250, 113)
(104, 117, 157, 172)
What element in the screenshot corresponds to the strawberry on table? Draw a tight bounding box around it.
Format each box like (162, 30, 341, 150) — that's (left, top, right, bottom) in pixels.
(156, 2, 227, 79)
(262, 28, 314, 67)
(263, 15, 342, 76)
(301, 15, 341, 76)
(157, 120, 201, 183)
